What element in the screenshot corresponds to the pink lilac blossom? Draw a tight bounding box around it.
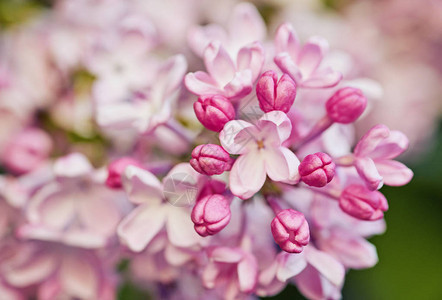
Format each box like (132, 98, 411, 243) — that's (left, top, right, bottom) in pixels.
(0, 1, 417, 299)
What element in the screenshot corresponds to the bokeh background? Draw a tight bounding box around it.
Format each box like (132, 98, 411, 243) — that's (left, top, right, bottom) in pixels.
(1, 0, 441, 299)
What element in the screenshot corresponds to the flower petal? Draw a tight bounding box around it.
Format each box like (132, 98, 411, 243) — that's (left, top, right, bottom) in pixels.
(219, 120, 255, 155)
(274, 53, 302, 84)
(184, 71, 223, 96)
(259, 111, 292, 143)
(237, 254, 258, 293)
(376, 160, 413, 186)
(204, 41, 236, 87)
(122, 166, 163, 205)
(166, 206, 203, 248)
(354, 124, 390, 157)
(274, 23, 299, 57)
(229, 151, 266, 199)
(305, 246, 345, 287)
(236, 42, 264, 82)
(355, 157, 384, 190)
(117, 204, 167, 252)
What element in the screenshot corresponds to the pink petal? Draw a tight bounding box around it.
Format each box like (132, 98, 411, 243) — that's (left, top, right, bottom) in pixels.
(184, 71, 223, 96)
(305, 246, 345, 287)
(355, 157, 384, 190)
(236, 42, 265, 81)
(280, 147, 301, 184)
(300, 67, 342, 88)
(77, 187, 121, 236)
(228, 3, 266, 50)
(376, 160, 413, 186)
(4, 253, 57, 287)
(95, 102, 142, 129)
(259, 111, 292, 143)
(264, 147, 290, 182)
(166, 206, 203, 248)
(204, 41, 236, 87)
(219, 120, 255, 155)
(297, 41, 324, 77)
(276, 253, 308, 282)
(53, 153, 92, 178)
(274, 23, 299, 57)
(354, 124, 390, 157)
(318, 229, 378, 269)
(229, 151, 266, 199)
(156, 54, 187, 97)
(369, 130, 409, 160)
(295, 265, 341, 300)
(237, 254, 258, 293)
(223, 69, 253, 100)
(60, 254, 99, 299)
(210, 247, 243, 263)
(188, 24, 228, 57)
(122, 166, 163, 205)
(117, 204, 167, 252)
(274, 53, 302, 83)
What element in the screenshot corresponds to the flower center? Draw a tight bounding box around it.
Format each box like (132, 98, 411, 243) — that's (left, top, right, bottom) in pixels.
(257, 139, 265, 150)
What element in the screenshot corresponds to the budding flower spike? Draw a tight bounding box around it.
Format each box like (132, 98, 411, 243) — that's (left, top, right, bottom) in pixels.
(0, 1, 418, 299)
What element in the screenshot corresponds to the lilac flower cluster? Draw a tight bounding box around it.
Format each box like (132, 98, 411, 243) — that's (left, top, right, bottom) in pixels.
(0, 1, 414, 299)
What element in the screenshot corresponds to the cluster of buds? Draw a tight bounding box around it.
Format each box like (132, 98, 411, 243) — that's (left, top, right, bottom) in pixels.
(0, 2, 414, 300)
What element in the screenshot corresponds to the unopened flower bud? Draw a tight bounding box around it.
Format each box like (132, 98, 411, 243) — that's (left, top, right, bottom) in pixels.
(190, 144, 232, 175)
(256, 70, 297, 113)
(339, 184, 388, 220)
(194, 94, 235, 132)
(271, 209, 310, 253)
(326, 87, 367, 124)
(198, 179, 226, 200)
(191, 194, 231, 236)
(106, 157, 143, 189)
(2, 128, 52, 175)
(299, 152, 335, 187)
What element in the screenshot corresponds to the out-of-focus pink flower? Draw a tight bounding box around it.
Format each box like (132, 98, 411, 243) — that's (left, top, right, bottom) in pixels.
(256, 71, 297, 113)
(18, 153, 124, 249)
(0, 242, 116, 300)
(193, 94, 235, 132)
(117, 163, 205, 252)
(352, 124, 413, 190)
(271, 209, 309, 253)
(1, 128, 52, 175)
(339, 184, 388, 221)
(299, 152, 335, 187)
(274, 23, 342, 88)
(188, 2, 266, 58)
(203, 246, 258, 297)
(94, 54, 187, 133)
(326, 87, 367, 124)
(220, 111, 300, 199)
(190, 144, 232, 176)
(191, 194, 231, 236)
(106, 157, 143, 189)
(185, 40, 264, 101)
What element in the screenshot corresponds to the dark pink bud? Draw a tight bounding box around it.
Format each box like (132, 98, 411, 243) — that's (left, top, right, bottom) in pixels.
(198, 179, 226, 200)
(106, 157, 143, 189)
(191, 194, 231, 236)
(326, 87, 367, 124)
(271, 209, 310, 253)
(190, 144, 232, 176)
(339, 184, 388, 221)
(2, 128, 52, 175)
(194, 94, 235, 132)
(256, 70, 297, 113)
(299, 152, 335, 187)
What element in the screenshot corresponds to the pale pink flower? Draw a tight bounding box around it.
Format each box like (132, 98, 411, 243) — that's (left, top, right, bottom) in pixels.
(185, 40, 264, 101)
(18, 153, 124, 249)
(0, 242, 116, 300)
(188, 2, 266, 58)
(117, 163, 205, 252)
(202, 246, 258, 297)
(220, 111, 300, 199)
(351, 124, 413, 190)
(274, 23, 342, 88)
(94, 54, 187, 133)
